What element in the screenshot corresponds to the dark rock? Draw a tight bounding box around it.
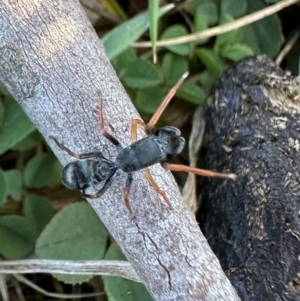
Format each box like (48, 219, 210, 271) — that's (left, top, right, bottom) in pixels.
(200, 55, 300, 301)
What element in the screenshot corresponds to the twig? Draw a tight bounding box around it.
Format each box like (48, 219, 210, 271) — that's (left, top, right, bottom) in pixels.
(13, 274, 104, 299)
(276, 30, 300, 65)
(0, 259, 139, 282)
(134, 0, 300, 47)
(0, 1, 240, 300)
(0, 275, 9, 301)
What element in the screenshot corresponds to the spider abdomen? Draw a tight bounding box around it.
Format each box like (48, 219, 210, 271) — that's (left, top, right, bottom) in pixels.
(61, 159, 115, 190)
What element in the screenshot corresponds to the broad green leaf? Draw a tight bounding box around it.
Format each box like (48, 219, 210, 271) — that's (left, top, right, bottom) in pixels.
(149, 0, 159, 63)
(221, 43, 254, 61)
(196, 48, 223, 75)
(4, 169, 22, 201)
(123, 59, 163, 89)
(0, 97, 35, 154)
(162, 53, 188, 85)
(221, 0, 247, 18)
(241, 1, 283, 57)
(214, 14, 239, 51)
(36, 203, 108, 284)
(23, 195, 54, 236)
(24, 152, 62, 188)
(112, 48, 137, 74)
(102, 4, 174, 60)
(135, 87, 165, 114)
(103, 243, 154, 301)
(177, 83, 206, 105)
(194, 9, 209, 45)
(199, 70, 219, 91)
(0, 215, 36, 259)
(11, 131, 38, 151)
(161, 25, 191, 56)
(197, 2, 218, 26)
(0, 168, 8, 206)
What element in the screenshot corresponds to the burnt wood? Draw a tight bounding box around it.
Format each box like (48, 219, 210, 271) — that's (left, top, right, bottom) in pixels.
(200, 55, 300, 301)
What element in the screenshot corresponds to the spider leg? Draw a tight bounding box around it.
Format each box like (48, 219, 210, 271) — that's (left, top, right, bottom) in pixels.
(161, 162, 237, 180)
(130, 120, 171, 209)
(82, 174, 114, 199)
(131, 119, 146, 141)
(146, 72, 188, 134)
(97, 92, 123, 151)
(143, 169, 172, 209)
(50, 136, 106, 160)
(123, 173, 134, 215)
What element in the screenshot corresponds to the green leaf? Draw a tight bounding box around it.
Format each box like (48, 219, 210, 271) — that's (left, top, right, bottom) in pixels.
(123, 58, 163, 89)
(0, 97, 35, 154)
(135, 87, 165, 114)
(23, 195, 54, 236)
(11, 131, 38, 151)
(103, 243, 154, 301)
(196, 48, 223, 75)
(4, 169, 22, 201)
(112, 48, 137, 74)
(162, 53, 188, 85)
(241, 1, 283, 57)
(102, 4, 174, 60)
(36, 203, 108, 284)
(161, 25, 191, 56)
(194, 9, 209, 45)
(24, 152, 62, 188)
(0, 168, 8, 206)
(196, 2, 218, 26)
(221, 43, 254, 61)
(214, 14, 239, 51)
(199, 69, 219, 91)
(149, 0, 159, 63)
(0, 99, 4, 130)
(0, 215, 36, 259)
(221, 0, 247, 18)
(177, 83, 206, 105)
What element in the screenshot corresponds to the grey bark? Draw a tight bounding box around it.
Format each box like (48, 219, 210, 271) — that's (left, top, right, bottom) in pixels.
(0, 1, 240, 300)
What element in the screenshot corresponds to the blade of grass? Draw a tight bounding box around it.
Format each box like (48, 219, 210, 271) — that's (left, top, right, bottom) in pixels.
(98, 0, 127, 20)
(102, 3, 174, 60)
(149, 0, 159, 63)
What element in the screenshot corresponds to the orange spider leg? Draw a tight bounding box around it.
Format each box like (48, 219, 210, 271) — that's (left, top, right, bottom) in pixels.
(131, 119, 146, 141)
(143, 169, 172, 209)
(146, 71, 189, 134)
(162, 162, 237, 180)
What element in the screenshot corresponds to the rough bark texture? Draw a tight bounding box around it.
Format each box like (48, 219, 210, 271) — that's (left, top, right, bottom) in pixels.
(201, 55, 300, 301)
(0, 1, 240, 300)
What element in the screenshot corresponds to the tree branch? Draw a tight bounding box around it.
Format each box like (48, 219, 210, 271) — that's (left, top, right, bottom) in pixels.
(0, 1, 240, 300)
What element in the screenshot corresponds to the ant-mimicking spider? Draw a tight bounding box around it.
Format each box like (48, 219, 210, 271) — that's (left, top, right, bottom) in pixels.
(50, 72, 235, 215)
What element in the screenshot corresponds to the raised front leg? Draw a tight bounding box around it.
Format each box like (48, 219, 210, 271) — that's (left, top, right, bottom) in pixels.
(146, 72, 188, 134)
